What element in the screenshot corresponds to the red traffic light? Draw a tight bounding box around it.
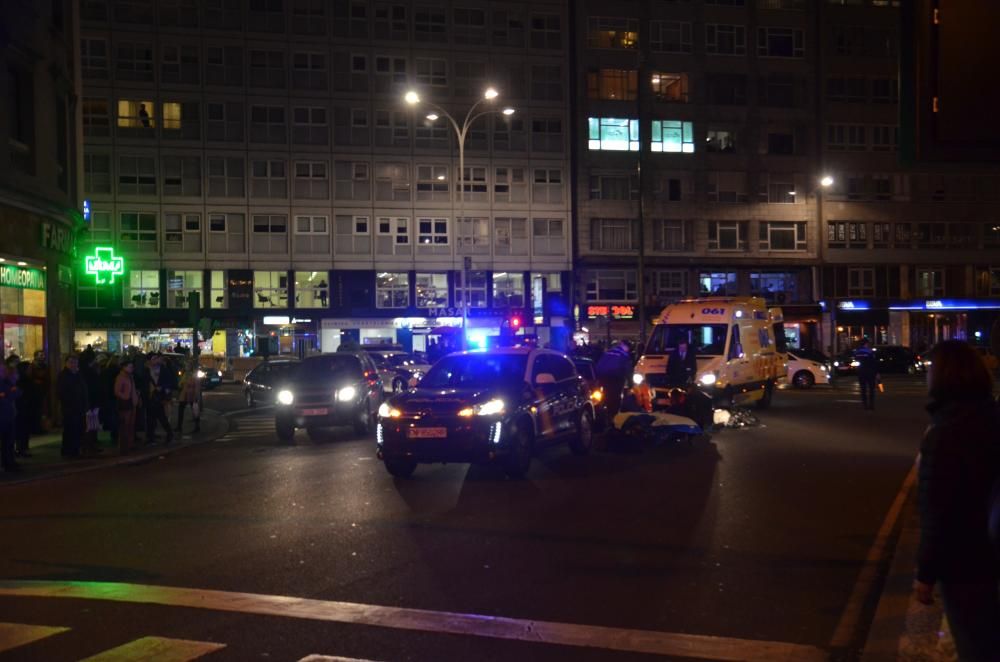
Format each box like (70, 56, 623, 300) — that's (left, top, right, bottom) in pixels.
(510, 317, 521, 329)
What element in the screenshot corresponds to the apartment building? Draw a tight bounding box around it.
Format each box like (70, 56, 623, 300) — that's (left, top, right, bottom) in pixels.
(1, 0, 81, 367)
(75, 0, 572, 357)
(572, 0, 1000, 352)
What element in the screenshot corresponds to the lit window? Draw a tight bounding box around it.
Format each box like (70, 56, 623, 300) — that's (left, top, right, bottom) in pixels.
(588, 117, 639, 151)
(650, 120, 694, 153)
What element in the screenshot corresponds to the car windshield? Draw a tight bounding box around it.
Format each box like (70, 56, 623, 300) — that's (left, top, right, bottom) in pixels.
(645, 324, 729, 356)
(296, 355, 363, 381)
(419, 354, 528, 389)
(270, 363, 299, 380)
(573, 361, 596, 381)
(388, 354, 425, 367)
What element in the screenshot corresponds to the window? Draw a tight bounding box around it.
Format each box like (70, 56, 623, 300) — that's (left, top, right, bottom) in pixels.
(161, 44, 199, 85)
(416, 165, 450, 201)
(376, 272, 409, 308)
(530, 13, 561, 49)
(162, 156, 201, 197)
(706, 129, 737, 153)
(417, 218, 450, 253)
(250, 105, 286, 144)
(532, 169, 563, 204)
(293, 215, 329, 255)
(760, 74, 801, 108)
(253, 271, 288, 309)
(758, 27, 804, 57)
(827, 76, 867, 103)
(915, 269, 945, 297)
(984, 223, 1000, 248)
(453, 60, 487, 98)
(827, 221, 868, 249)
(116, 41, 154, 82)
(293, 161, 328, 199)
(989, 268, 1000, 296)
(164, 213, 202, 253)
(706, 74, 747, 105)
(765, 174, 796, 203)
(751, 272, 797, 301)
(249, 50, 286, 89)
(414, 115, 448, 149)
(334, 215, 371, 255)
(950, 223, 976, 248)
(207, 213, 245, 253)
(81, 210, 113, 248)
(590, 218, 636, 251)
(161, 101, 200, 140)
(372, 3, 408, 39)
(532, 218, 565, 256)
(827, 124, 867, 151)
(707, 171, 747, 203)
(373, 162, 408, 202)
(83, 153, 112, 194)
(759, 222, 806, 251)
(248, 0, 285, 32)
(588, 117, 638, 151)
(251, 215, 288, 255)
(493, 273, 525, 308)
(655, 174, 691, 202)
(124, 270, 160, 309)
(295, 271, 329, 309)
(589, 174, 637, 201)
(654, 271, 687, 301)
(872, 222, 891, 248)
(250, 159, 287, 199)
(915, 222, 947, 247)
(455, 271, 488, 308)
(333, 0, 368, 38)
(333, 161, 370, 202)
(767, 130, 796, 155)
(205, 46, 243, 86)
(699, 272, 737, 296)
(376, 217, 410, 256)
(530, 64, 563, 101)
(457, 217, 490, 255)
(492, 8, 525, 47)
(651, 120, 694, 153)
(415, 58, 447, 86)
(81, 38, 109, 79)
(120, 212, 157, 252)
(847, 268, 875, 297)
(587, 16, 638, 49)
(83, 98, 111, 137)
(454, 7, 486, 44)
(871, 77, 898, 104)
(653, 220, 687, 251)
(495, 217, 528, 255)
(116, 99, 155, 134)
(650, 20, 692, 53)
(587, 69, 637, 101)
(707, 221, 747, 250)
(292, 52, 327, 91)
(651, 72, 688, 102)
(706, 24, 746, 55)
(416, 273, 448, 308)
(207, 157, 244, 197)
(374, 55, 407, 92)
(118, 156, 156, 195)
(7, 65, 33, 174)
(494, 167, 527, 203)
(414, 6, 446, 41)
(166, 270, 203, 308)
(374, 110, 410, 147)
(872, 125, 898, 152)
(459, 166, 488, 201)
(291, 0, 326, 34)
(207, 101, 243, 142)
(586, 270, 637, 301)
(289, 106, 328, 146)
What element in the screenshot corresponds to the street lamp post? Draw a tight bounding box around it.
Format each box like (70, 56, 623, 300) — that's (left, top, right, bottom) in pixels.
(405, 89, 515, 350)
(815, 174, 835, 352)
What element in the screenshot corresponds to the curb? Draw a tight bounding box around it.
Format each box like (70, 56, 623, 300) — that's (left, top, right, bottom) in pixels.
(0, 409, 231, 488)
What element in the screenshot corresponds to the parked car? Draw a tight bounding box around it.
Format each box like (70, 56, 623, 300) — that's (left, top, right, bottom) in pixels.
(873, 345, 923, 374)
(570, 356, 609, 428)
(832, 351, 859, 376)
(377, 348, 596, 479)
(382, 353, 432, 392)
(274, 353, 383, 441)
(244, 359, 300, 407)
(786, 350, 832, 388)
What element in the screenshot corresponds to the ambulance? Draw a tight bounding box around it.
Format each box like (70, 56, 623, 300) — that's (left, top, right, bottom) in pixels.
(633, 297, 787, 408)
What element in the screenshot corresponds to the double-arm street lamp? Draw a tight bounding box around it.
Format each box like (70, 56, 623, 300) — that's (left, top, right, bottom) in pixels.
(404, 88, 515, 349)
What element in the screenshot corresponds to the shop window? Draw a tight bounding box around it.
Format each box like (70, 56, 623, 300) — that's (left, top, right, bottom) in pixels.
(532, 218, 565, 255)
(166, 270, 203, 308)
(376, 272, 409, 309)
(209, 270, 227, 309)
(495, 217, 528, 256)
(586, 270, 637, 302)
(124, 270, 161, 309)
(376, 217, 410, 256)
(164, 213, 202, 252)
(416, 273, 448, 308)
(651, 120, 694, 153)
(455, 270, 488, 308)
(334, 215, 371, 255)
(254, 271, 288, 308)
(120, 212, 157, 252)
(0, 274, 46, 317)
(295, 271, 329, 309)
(588, 117, 639, 151)
(847, 268, 875, 297)
(699, 271, 737, 296)
(493, 273, 525, 308)
(251, 215, 288, 254)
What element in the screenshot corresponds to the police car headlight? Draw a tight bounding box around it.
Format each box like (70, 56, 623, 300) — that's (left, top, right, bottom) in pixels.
(632, 372, 644, 385)
(475, 398, 506, 416)
(336, 386, 357, 402)
(378, 402, 401, 418)
(850, 360, 860, 368)
(833, 361, 840, 367)
(277, 389, 294, 405)
(700, 373, 717, 386)
(196, 369, 206, 379)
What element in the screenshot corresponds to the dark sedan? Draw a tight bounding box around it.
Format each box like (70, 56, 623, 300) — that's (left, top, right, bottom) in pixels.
(376, 348, 595, 479)
(244, 359, 300, 407)
(274, 353, 383, 442)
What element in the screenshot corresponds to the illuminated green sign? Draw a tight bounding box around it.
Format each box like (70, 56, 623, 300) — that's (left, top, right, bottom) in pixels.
(84, 247, 125, 284)
(0, 264, 46, 291)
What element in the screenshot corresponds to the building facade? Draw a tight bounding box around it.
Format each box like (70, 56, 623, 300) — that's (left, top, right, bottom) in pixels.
(571, 0, 1000, 354)
(76, 0, 573, 358)
(1, 0, 82, 368)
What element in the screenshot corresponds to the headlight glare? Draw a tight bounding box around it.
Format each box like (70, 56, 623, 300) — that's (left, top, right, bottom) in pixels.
(632, 372, 644, 385)
(699, 373, 717, 386)
(277, 389, 294, 405)
(378, 402, 401, 418)
(196, 369, 206, 379)
(337, 386, 358, 402)
(475, 398, 506, 416)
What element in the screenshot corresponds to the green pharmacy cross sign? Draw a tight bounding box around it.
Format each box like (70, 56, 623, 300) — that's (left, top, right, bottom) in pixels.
(84, 247, 125, 285)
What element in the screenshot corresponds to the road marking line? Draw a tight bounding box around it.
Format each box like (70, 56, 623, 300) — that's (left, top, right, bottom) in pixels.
(80, 636, 226, 661)
(830, 459, 918, 648)
(0, 581, 827, 662)
(299, 656, 380, 662)
(0, 622, 70, 653)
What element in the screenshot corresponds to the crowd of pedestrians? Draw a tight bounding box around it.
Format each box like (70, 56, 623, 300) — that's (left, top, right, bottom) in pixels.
(0, 346, 204, 473)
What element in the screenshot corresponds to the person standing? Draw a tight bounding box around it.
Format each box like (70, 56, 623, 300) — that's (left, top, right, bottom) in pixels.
(145, 355, 174, 445)
(854, 338, 879, 410)
(176, 360, 202, 434)
(14, 361, 38, 458)
(0, 363, 20, 472)
(56, 355, 88, 457)
(913, 340, 1000, 661)
(114, 359, 139, 454)
(595, 341, 634, 420)
(100, 356, 120, 447)
(664, 338, 698, 387)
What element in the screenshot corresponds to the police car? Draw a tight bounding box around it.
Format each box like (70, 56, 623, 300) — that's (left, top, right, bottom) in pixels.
(376, 347, 595, 479)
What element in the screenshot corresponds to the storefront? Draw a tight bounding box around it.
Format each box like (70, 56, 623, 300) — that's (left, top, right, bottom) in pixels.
(0, 262, 47, 361)
(578, 303, 641, 344)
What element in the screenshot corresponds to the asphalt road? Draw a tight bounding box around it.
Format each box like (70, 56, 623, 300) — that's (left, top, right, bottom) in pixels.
(0, 376, 930, 661)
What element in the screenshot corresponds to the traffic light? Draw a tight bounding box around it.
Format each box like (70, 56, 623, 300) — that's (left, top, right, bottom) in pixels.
(510, 316, 521, 330)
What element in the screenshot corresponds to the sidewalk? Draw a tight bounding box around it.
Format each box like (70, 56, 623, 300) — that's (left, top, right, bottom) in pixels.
(0, 408, 229, 487)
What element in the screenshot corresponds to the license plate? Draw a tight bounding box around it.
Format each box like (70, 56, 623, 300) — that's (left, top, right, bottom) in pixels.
(407, 427, 447, 439)
(301, 408, 328, 416)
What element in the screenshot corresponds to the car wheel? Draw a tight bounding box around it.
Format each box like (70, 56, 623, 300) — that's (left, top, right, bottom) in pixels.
(276, 418, 295, 443)
(384, 458, 417, 478)
(793, 370, 815, 389)
(354, 401, 375, 437)
(756, 381, 774, 410)
(503, 419, 533, 479)
(245, 390, 255, 407)
(569, 410, 594, 456)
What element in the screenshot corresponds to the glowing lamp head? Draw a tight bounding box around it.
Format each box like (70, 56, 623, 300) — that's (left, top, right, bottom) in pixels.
(820, 175, 834, 188)
(426, 113, 439, 121)
(484, 87, 499, 99)
(502, 107, 516, 116)
(404, 91, 420, 105)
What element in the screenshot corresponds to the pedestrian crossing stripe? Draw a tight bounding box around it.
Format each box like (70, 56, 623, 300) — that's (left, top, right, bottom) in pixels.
(0, 622, 69, 653)
(80, 636, 225, 661)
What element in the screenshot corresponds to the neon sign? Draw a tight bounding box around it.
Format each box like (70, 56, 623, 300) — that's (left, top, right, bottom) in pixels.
(84, 246, 125, 284)
(587, 304, 636, 320)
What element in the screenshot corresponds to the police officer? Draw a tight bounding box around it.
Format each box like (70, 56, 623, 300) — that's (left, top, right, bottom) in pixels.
(854, 338, 879, 410)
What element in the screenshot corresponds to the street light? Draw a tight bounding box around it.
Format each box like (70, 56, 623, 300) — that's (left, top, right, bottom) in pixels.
(820, 175, 835, 188)
(404, 87, 516, 349)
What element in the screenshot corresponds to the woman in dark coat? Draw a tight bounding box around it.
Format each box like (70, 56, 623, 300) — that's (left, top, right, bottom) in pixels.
(914, 340, 1000, 661)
